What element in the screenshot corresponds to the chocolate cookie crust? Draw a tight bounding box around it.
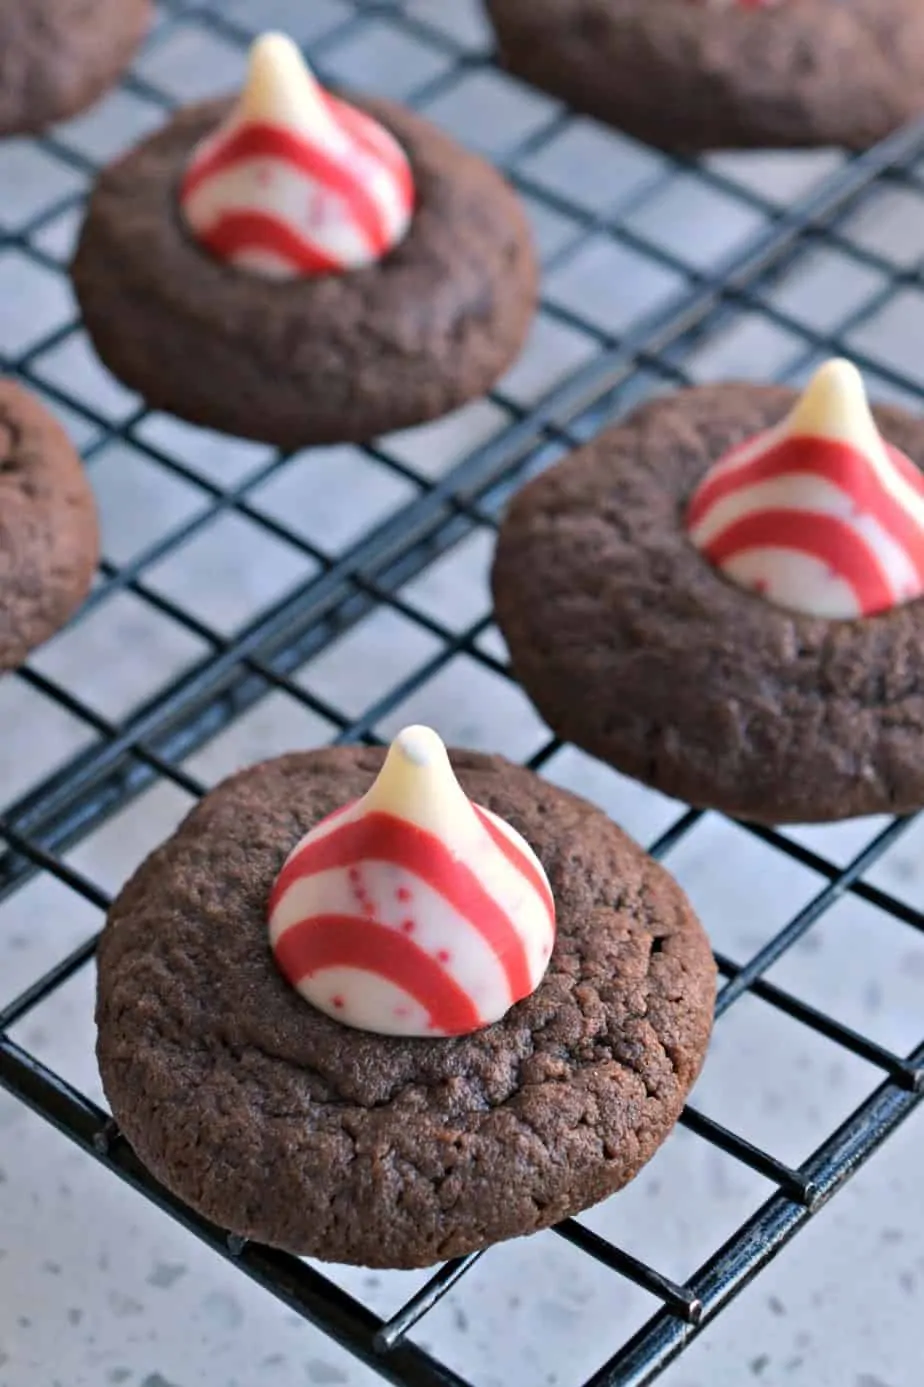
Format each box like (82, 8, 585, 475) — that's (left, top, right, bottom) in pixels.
(485, 0, 924, 152)
(0, 0, 151, 136)
(0, 380, 98, 670)
(96, 747, 715, 1267)
(492, 385, 924, 825)
(71, 96, 537, 449)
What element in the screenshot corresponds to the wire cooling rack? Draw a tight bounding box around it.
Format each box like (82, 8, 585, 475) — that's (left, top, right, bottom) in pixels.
(1, 2, 923, 1385)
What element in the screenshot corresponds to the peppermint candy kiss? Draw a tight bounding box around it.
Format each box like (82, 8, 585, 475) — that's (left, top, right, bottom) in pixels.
(687, 359, 924, 619)
(180, 32, 414, 280)
(268, 727, 556, 1038)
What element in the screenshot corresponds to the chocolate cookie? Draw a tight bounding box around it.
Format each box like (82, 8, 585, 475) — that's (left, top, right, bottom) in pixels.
(492, 384, 924, 825)
(96, 746, 715, 1268)
(71, 96, 537, 449)
(0, 0, 151, 136)
(485, 0, 924, 151)
(0, 379, 98, 671)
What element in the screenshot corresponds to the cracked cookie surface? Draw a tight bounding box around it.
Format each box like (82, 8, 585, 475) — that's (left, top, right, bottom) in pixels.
(0, 379, 98, 671)
(71, 95, 537, 449)
(96, 746, 715, 1267)
(492, 384, 924, 824)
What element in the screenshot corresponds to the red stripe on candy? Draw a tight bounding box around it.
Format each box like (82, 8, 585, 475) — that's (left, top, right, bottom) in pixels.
(886, 443, 924, 498)
(273, 913, 482, 1035)
(330, 96, 414, 212)
(473, 805, 554, 923)
(268, 812, 531, 1003)
(182, 121, 391, 255)
(703, 509, 895, 614)
(689, 437, 924, 584)
(193, 211, 342, 275)
(692, 438, 883, 524)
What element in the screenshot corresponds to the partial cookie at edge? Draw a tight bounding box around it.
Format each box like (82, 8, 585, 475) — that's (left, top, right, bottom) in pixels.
(485, 0, 924, 151)
(492, 384, 924, 823)
(0, 379, 99, 671)
(0, 0, 151, 135)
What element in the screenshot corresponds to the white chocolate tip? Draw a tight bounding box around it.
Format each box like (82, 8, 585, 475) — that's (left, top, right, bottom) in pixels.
(250, 31, 303, 68)
(363, 725, 470, 834)
(393, 725, 446, 768)
(238, 31, 337, 139)
(785, 358, 886, 463)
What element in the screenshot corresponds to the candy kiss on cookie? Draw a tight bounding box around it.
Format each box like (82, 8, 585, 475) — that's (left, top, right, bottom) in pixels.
(180, 32, 414, 279)
(268, 727, 556, 1037)
(686, 359, 924, 619)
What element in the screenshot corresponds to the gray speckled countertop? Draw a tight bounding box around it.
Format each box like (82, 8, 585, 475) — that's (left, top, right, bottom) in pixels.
(1, 2, 923, 1385)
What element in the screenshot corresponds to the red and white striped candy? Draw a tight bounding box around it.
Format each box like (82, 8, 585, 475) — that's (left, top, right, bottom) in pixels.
(687, 359, 924, 619)
(180, 32, 414, 280)
(268, 727, 556, 1038)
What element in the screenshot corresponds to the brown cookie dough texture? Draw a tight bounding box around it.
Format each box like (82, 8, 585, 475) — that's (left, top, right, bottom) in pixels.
(71, 95, 538, 449)
(0, 0, 151, 136)
(492, 385, 924, 825)
(96, 747, 715, 1268)
(485, 0, 924, 151)
(0, 379, 98, 671)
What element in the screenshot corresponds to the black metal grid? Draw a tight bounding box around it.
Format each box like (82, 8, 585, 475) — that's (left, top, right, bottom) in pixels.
(1, 2, 923, 1384)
